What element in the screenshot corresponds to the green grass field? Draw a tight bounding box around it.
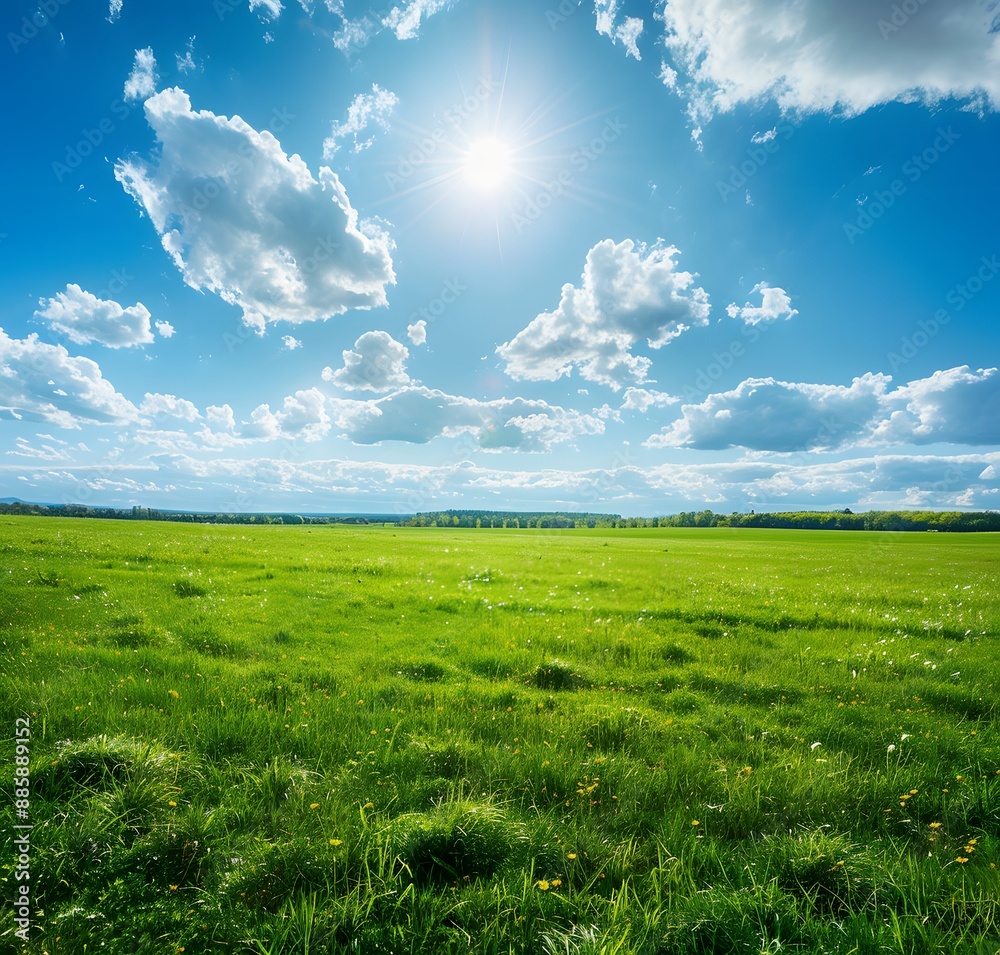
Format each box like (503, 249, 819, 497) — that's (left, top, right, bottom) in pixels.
(1, 516, 998, 954)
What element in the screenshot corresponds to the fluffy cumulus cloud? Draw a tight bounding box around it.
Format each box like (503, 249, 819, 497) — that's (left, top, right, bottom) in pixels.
(649, 373, 891, 451)
(659, 0, 1000, 120)
(407, 319, 427, 346)
(648, 365, 1000, 453)
(323, 84, 398, 158)
(382, 0, 456, 40)
(115, 88, 395, 332)
(595, 1, 644, 60)
(726, 282, 797, 325)
(497, 239, 710, 390)
(876, 366, 1000, 446)
(322, 330, 411, 392)
(155, 320, 175, 338)
(123, 47, 158, 103)
(206, 404, 236, 431)
(242, 388, 331, 442)
(35, 284, 154, 349)
(0, 329, 139, 428)
(140, 393, 201, 422)
(620, 387, 679, 413)
(107, 0, 123, 23)
(329, 387, 604, 451)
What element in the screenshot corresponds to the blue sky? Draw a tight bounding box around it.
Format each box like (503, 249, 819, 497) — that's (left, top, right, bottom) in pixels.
(2, 0, 999, 515)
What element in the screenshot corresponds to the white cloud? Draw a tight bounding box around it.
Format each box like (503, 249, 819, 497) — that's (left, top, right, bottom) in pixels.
(614, 17, 644, 60)
(649, 373, 891, 451)
(123, 47, 158, 103)
(332, 17, 374, 54)
(205, 404, 236, 431)
(250, 0, 283, 21)
(140, 393, 201, 422)
(382, 0, 456, 40)
(659, 0, 1000, 121)
(875, 366, 1000, 446)
(35, 284, 154, 349)
(322, 330, 411, 392)
(107, 0, 123, 23)
(17, 449, 995, 515)
(726, 282, 797, 325)
(497, 238, 710, 390)
(407, 319, 427, 346)
(5, 437, 75, 463)
(242, 388, 331, 442)
(155, 320, 175, 338)
(620, 387, 679, 413)
(115, 88, 395, 331)
(323, 84, 399, 159)
(751, 128, 778, 144)
(329, 387, 604, 451)
(648, 365, 1000, 453)
(282, 335, 303, 350)
(176, 37, 197, 74)
(0, 328, 140, 428)
(595, 1, 644, 59)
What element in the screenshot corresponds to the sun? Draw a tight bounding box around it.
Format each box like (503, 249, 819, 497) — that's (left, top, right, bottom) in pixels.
(461, 137, 513, 191)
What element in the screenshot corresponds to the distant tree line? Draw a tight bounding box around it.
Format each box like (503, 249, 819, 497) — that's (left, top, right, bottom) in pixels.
(664, 509, 1000, 532)
(401, 510, 622, 528)
(2, 502, 998, 532)
(0, 503, 395, 525)
(403, 508, 1000, 532)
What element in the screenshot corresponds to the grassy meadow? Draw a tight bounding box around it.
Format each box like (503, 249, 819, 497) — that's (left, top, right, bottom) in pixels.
(1, 516, 998, 954)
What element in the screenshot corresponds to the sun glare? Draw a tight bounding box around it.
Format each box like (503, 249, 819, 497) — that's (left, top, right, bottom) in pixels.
(462, 137, 512, 191)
